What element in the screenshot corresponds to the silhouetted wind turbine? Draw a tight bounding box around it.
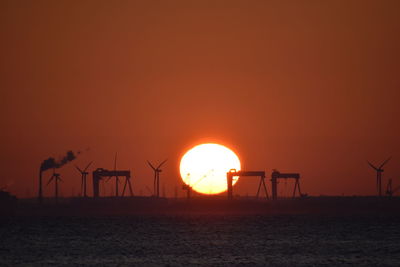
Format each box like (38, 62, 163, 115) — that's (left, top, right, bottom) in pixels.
(147, 159, 167, 198)
(386, 178, 393, 196)
(386, 178, 400, 197)
(75, 161, 93, 197)
(47, 168, 63, 202)
(367, 156, 392, 197)
(182, 170, 213, 199)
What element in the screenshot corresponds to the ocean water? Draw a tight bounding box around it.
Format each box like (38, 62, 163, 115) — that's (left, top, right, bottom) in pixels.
(1, 214, 400, 266)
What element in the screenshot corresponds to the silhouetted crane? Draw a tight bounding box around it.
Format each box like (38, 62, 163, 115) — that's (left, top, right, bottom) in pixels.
(181, 172, 209, 199)
(106, 153, 120, 197)
(102, 153, 133, 197)
(147, 159, 167, 198)
(75, 161, 93, 197)
(226, 169, 268, 200)
(92, 168, 132, 198)
(271, 170, 302, 200)
(367, 157, 391, 197)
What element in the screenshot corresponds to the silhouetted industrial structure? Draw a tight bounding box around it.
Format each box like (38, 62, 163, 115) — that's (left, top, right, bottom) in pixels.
(75, 161, 93, 197)
(38, 150, 78, 203)
(226, 169, 268, 200)
(147, 159, 167, 198)
(226, 169, 302, 200)
(367, 157, 391, 197)
(182, 183, 192, 199)
(271, 170, 302, 200)
(92, 168, 133, 198)
(105, 153, 122, 197)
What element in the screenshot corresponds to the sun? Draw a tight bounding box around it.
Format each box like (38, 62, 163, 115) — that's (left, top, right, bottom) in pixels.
(180, 143, 241, 195)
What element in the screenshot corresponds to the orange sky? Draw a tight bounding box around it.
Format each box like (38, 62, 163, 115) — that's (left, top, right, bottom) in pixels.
(1, 0, 399, 198)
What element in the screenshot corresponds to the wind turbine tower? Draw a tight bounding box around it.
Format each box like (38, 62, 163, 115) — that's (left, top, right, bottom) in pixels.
(147, 159, 167, 198)
(367, 156, 392, 197)
(47, 168, 63, 202)
(75, 161, 93, 197)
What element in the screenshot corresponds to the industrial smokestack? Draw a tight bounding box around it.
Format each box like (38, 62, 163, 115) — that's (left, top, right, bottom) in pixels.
(38, 150, 78, 203)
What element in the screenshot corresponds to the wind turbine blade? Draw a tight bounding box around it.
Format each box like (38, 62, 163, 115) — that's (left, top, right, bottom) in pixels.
(157, 159, 168, 169)
(75, 165, 83, 173)
(193, 174, 207, 187)
(83, 161, 93, 172)
(147, 160, 156, 170)
(46, 177, 54, 186)
(367, 161, 378, 171)
(379, 156, 392, 169)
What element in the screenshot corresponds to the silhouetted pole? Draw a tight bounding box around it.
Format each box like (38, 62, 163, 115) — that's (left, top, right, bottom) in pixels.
(182, 184, 191, 199)
(38, 169, 43, 203)
(157, 171, 160, 197)
(93, 172, 100, 198)
(271, 173, 278, 200)
(153, 172, 157, 197)
(55, 176, 58, 202)
(115, 177, 119, 197)
(83, 173, 87, 197)
(227, 172, 233, 200)
(386, 178, 392, 197)
(378, 172, 382, 197)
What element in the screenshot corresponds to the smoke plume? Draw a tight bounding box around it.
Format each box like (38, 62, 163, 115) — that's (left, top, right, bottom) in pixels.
(40, 150, 78, 172)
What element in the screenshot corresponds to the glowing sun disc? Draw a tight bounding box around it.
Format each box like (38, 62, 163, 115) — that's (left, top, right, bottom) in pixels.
(180, 143, 241, 195)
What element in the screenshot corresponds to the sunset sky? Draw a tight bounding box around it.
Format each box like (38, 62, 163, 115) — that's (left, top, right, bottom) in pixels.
(1, 0, 399, 198)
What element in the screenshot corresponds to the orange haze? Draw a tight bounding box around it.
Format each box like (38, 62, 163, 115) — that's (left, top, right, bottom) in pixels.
(1, 0, 399, 198)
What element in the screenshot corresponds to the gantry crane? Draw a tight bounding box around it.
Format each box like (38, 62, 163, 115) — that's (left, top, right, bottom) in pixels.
(271, 170, 302, 200)
(92, 168, 133, 197)
(226, 169, 268, 200)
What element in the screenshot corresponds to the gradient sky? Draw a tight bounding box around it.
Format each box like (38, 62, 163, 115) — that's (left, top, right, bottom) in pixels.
(1, 0, 399, 198)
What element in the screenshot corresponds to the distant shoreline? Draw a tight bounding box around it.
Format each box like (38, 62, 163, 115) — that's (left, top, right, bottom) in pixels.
(4, 196, 400, 216)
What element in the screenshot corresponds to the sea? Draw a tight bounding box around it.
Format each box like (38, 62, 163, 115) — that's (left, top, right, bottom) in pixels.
(1, 213, 400, 266)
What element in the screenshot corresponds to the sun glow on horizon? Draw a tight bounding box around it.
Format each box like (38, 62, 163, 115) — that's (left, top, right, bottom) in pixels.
(180, 143, 241, 195)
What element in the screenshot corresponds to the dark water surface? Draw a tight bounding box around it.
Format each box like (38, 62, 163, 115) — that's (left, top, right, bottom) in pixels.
(1, 214, 399, 266)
